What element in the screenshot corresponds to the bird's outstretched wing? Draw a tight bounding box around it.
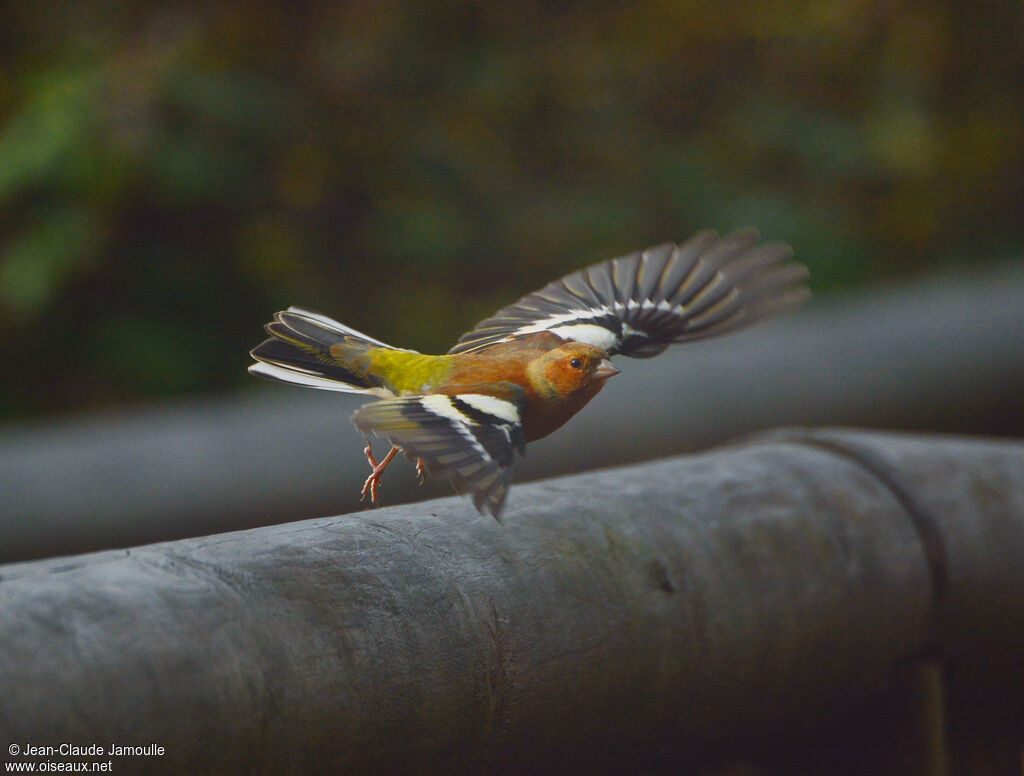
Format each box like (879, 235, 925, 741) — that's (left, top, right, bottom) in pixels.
(449, 228, 809, 358)
(352, 392, 526, 518)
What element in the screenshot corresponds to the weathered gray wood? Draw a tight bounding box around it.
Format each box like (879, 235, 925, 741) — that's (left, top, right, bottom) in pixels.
(1, 430, 1022, 774)
(2, 263, 1023, 563)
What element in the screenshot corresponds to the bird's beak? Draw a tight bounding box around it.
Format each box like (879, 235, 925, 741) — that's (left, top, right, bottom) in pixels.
(593, 359, 620, 380)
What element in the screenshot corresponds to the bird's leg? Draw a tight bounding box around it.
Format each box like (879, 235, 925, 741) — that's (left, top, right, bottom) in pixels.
(360, 438, 399, 506)
(415, 457, 426, 485)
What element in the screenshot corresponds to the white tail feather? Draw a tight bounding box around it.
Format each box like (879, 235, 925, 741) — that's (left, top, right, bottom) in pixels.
(247, 362, 395, 397)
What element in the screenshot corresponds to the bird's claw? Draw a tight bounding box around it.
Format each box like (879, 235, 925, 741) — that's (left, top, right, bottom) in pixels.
(360, 439, 398, 507)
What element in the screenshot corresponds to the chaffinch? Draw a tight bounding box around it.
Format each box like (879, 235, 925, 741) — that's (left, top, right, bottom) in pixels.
(249, 228, 809, 518)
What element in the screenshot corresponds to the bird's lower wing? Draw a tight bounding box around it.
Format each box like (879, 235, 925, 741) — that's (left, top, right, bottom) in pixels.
(352, 393, 526, 519)
(448, 228, 809, 358)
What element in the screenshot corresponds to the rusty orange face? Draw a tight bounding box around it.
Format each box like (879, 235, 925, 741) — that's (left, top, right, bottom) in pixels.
(540, 342, 619, 396)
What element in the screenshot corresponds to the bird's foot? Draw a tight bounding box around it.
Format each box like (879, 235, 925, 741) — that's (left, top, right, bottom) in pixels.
(415, 457, 426, 485)
(360, 440, 399, 507)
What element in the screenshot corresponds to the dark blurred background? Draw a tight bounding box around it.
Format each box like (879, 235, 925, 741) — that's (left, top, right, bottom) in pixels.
(2, 7, 1024, 773)
(1, 1, 1022, 423)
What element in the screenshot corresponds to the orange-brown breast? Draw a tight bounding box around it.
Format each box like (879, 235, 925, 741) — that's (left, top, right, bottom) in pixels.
(519, 377, 606, 442)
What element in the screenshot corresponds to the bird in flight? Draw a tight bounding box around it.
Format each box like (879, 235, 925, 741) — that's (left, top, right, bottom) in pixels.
(249, 228, 809, 519)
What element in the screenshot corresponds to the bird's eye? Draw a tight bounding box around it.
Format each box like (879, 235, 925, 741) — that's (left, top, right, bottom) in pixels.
(569, 357, 583, 369)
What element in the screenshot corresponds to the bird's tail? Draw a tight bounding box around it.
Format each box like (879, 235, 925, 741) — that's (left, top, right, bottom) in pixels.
(248, 307, 404, 396)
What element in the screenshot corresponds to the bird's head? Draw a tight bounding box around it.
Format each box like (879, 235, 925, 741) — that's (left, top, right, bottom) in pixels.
(531, 341, 620, 398)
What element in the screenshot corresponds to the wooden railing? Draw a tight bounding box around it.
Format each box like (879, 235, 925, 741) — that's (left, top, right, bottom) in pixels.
(2, 429, 1022, 774)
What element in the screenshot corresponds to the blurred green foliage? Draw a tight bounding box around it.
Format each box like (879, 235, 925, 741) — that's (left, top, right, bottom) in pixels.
(1, 1, 1022, 419)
